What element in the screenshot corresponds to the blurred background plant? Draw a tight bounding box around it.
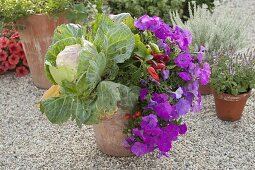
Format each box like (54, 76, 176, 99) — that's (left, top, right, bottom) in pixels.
(171, 4, 249, 64)
(0, 29, 29, 77)
(0, 0, 102, 28)
(210, 48, 255, 95)
(106, 0, 215, 23)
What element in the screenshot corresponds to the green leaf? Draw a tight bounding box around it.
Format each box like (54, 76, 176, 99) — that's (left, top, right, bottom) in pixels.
(85, 81, 139, 124)
(52, 24, 82, 44)
(93, 14, 135, 63)
(134, 34, 150, 59)
(40, 95, 90, 125)
(109, 13, 132, 23)
(45, 37, 82, 84)
(75, 40, 107, 96)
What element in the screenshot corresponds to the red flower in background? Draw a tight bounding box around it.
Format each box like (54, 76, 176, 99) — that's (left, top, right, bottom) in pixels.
(17, 41, 23, 48)
(22, 58, 28, 67)
(0, 65, 6, 74)
(17, 50, 25, 59)
(8, 54, 20, 65)
(11, 31, 19, 39)
(0, 29, 29, 77)
(9, 42, 22, 54)
(0, 37, 9, 48)
(16, 66, 29, 77)
(2, 29, 10, 35)
(0, 50, 8, 62)
(4, 61, 16, 70)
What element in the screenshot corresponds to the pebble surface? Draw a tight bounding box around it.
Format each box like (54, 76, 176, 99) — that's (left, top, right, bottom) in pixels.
(1, 0, 255, 169)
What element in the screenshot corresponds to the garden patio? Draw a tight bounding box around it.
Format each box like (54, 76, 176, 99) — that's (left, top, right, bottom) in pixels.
(1, 0, 255, 169)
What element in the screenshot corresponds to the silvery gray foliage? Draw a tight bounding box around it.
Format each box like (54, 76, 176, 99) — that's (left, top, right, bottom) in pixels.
(171, 3, 249, 64)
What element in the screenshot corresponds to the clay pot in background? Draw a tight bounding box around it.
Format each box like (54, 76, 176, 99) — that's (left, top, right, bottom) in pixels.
(93, 109, 134, 157)
(16, 14, 67, 89)
(212, 90, 251, 121)
(199, 83, 212, 95)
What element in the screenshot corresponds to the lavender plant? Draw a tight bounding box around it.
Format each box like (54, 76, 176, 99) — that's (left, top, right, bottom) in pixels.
(171, 4, 249, 64)
(210, 48, 255, 95)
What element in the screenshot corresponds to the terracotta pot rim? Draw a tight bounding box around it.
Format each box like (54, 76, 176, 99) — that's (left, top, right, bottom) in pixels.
(212, 89, 251, 101)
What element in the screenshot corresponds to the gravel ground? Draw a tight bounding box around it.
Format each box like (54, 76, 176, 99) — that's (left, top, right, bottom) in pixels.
(1, 0, 255, 169)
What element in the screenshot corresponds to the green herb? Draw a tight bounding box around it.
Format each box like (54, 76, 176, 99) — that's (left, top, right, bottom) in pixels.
(210, 48, 255, 95)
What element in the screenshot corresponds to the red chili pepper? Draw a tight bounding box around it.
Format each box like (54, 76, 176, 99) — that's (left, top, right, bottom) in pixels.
(153, 63, 166, 70)
(147, 66, 160, 82)
(164, 55, 170, 63)
(124, 113, 131, 120)
(134, 111, 142, 118)
(153, 53, 164, 61)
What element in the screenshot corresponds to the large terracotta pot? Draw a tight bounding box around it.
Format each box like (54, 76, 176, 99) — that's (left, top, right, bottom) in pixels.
(93, 109, 134, 157)
(16, 14, 67, 89)
(199, 83, 212, 95)
(212, 90, 251, 121)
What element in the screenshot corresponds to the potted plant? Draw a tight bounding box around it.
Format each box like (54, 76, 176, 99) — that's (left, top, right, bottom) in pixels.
(171, 4, 249, 95)
(0, 29, 29, 76)
(0, 0, 98, 89)
(39, 13, 210, 157)
(210, 49, 255, 121)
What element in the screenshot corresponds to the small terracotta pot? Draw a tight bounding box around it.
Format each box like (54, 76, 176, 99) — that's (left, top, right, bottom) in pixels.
(93, 109, 134, 157)
(212, 90, 251, 121)
(16, 14, 67, 89)
(199, 83, 212, 95)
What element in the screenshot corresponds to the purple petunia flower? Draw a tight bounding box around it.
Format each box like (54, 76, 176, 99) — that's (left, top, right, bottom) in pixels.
(175, 87, 183, 99)
(154, 24, 172, 40)
(200, 62, 211, 85)
(140, 88, 149, 101)
(175, 98, 191, 116)
(174, 53, 193, 69)
(161, 69, 170, 81)
(152, 93, 169, 103)
(140, 79, 147, 86)
(178, 72, 192, 81)
(123, 136, 136, 148)
(158, 39, 170, 55)
(154, 101, 173, 121)
(172, 26, 192, 50)
(140, 114, 158, 129)
(134, 15, 151, 30)
(197, 46, 206, 63)
(130, 142, 150, 156)
(179, 123, 188, 135)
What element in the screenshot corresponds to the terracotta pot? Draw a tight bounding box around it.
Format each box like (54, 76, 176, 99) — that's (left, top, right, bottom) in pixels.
(199, 83, 212, 95)
(93, 109, 134, 157)
(212, 90, 251, 121)
(16, 14, 67, 89)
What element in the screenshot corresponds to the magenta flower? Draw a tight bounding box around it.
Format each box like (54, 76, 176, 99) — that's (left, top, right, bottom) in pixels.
(152, 93, 169, 103)
(175, 98, 191, 116)
(174, 53, 193, 69)
(139, 88, 149, 101)
(154, 101, 173, 121)
(140, 114, 158, 129)
(161, 69, 170, 81)
(178, 72, 192, 81)
(131, 142, 150, 156)
(179, 123, 188, 135)
(197, 46, 206, 63)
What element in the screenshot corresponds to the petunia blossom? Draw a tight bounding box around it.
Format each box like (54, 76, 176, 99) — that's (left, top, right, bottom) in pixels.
(16, 66, 29, 77)
(174, 53, 193, 69)
(8, 54, 20, 65)
(139, 88, 149, 101)
(0, 50, 8, 62)
(175, 98, 191, 116)
(0, 37, 9, 48)
(178, 72, 192, 81)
